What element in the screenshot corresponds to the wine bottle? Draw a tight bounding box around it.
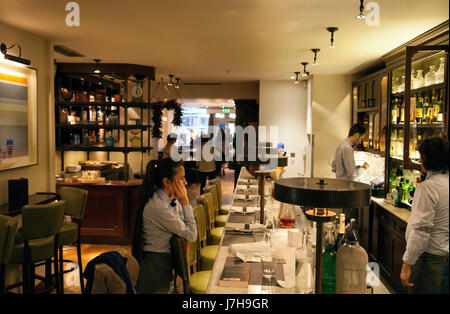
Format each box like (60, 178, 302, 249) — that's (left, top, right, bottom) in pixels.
(334, 213, 346, 252)
(416, 94, 423, 124)
(423, 96, 431, 124)
(391, 97, 398, 124)
(437, 90, 443, 123)
(399, 97, 405, 124)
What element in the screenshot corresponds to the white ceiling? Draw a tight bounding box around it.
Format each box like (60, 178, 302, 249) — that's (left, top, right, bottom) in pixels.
(0, 0, 448, 82)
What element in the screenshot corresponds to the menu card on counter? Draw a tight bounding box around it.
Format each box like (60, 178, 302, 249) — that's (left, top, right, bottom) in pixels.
(218, 264, 251, 288)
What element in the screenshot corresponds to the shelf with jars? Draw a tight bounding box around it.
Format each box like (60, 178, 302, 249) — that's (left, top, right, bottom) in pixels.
(386, 44, 448, 202)
(54, 63, 156, 179)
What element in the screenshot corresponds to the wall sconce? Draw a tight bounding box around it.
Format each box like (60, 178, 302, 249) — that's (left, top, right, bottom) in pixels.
(175, 77, 180, 89)
(356, 0, 366, 19)
(327, 27, 339, 48)
(93, 59, 101, 73)
(168, 74, 174, 86)
(0, 43, 31, 65)
(301, 62, 309, 77)
(311, 48, 320, 65)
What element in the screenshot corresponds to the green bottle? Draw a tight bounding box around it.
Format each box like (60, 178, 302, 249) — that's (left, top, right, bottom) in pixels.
(403, 179, 410, 203)
(415, 94, 423, 124)
(322, 223, 336, 294)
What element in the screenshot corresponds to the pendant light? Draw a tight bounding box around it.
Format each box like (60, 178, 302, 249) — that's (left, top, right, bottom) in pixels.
(93, 59, 101, 73)
(311, 48, 320, 65)
(175, 77, 180, 89)
(356, 0, 366, 19)
(327, 27, 339, 48)
(301, 62, 309, 77)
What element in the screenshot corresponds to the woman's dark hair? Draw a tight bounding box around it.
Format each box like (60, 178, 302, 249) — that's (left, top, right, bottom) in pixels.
(348, 123, 366, 137)
(418, 137, 449, 173)
(131, 158, 183, 262)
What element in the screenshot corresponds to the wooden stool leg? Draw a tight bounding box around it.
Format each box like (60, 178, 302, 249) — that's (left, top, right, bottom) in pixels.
(59, 247, 64, 294)
(53, 236, 61, 294)
(0, 264, 5, 295)
(45, 259, 52, 288)
(77, 240, 85, 294)
(23, 240, 31, 295)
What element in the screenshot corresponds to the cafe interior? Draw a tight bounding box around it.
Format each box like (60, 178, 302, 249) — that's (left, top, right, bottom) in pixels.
(0, 0, 448, 297)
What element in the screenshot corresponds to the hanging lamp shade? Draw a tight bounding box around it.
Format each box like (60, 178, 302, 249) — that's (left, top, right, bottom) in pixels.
(273, 177, 370, 209)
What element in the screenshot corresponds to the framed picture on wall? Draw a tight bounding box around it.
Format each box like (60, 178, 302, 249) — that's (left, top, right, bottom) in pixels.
(0, 59, 38, 171)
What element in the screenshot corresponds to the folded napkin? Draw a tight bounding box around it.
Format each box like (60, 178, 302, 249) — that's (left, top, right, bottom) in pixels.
(234, 194, 259, 201)
(230, 206, 260, 213)
(227, 223, 265, 231)
(229, 241, 271, 262)
(237, 184, 259, 190)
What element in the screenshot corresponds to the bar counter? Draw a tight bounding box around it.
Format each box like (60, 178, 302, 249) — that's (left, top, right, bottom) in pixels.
(56, 179, 142, 245)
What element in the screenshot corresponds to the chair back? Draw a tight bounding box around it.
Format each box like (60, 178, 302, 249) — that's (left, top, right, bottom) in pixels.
(0, 214, 19, 264)
(209, 178, 222, 206)
(58, 186, 88, 220)
(197, 193, 214, 229)
(170, 235, 191, 293)
(204, 185, 218, 217)
(21, 200, 65, 241)
(192, 205, 207, 246)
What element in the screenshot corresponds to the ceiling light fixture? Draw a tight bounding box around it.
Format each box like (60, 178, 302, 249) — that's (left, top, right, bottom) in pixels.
(0, 43, 31, 65)
(290, 73, 296, 80)
(93, 59, 101, 73)
(293, 71, 300, 84)
(356, 0, 366, 19)
(168, 74, 174, 86)
(327, 27, 339, 48)
(311, 48, 320, 65)
(175, 77, 180, 89)
(301, 62, 309, 77)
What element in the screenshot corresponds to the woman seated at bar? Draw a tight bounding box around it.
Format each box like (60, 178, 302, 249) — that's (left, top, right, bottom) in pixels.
(401, 137, 449, 294)
(132, 158, 197, 294)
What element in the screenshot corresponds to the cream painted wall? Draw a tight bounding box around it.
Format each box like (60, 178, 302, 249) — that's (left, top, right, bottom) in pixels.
(259, 80, 309, 178)
(0, 22, 54, 204)
(311, 75, 356, 178)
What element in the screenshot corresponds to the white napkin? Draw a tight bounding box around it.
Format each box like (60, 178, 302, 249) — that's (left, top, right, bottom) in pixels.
(234, 194, 259, 201)
(229, 241, 271, 262)
(230, 206, 260, 213)
(227, 223, 265, 231)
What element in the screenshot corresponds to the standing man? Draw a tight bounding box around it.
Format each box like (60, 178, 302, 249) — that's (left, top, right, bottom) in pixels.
(401, 137, 449, 294)
(331, 123, 369, 222)
(331, 123, 369, 181)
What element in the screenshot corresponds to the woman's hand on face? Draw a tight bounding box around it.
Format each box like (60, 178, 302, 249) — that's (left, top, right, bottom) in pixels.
(173, 179, 189, 206)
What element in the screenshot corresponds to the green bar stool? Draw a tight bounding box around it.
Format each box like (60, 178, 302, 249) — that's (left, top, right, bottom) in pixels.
(209, 178, 231, 215)
(197, 193, 224, 245)
(171, 235, 211, 294)
(7, 200, 65, 294)
(57, 186, 88, 294)
(192, 205, 218, 271)
(0, 214, 19, 295)
(204, 185, 228, 227)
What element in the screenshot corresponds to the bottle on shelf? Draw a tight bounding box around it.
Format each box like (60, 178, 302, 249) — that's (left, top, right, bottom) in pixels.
(402, 179, 410, 203)
(322, 224, 336, 294)
(415, 70, 425, 89)
(415, 93, 423, 124)
(410, 70, 416, 90)
(410, 96, 416, 123)
(399, 97, 405, 124)
(435, 57, 445, 84)
(436, 90, 443, 123)
(422, 96, 431, 124)
(424, 65, 436, 87)
(391, 97, 398, 124)
(89, 106, 96, 123)
(334, 214, 346, 252)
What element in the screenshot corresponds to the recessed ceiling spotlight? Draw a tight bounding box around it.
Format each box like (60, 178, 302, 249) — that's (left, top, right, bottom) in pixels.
(356, 0, 366, 19)
(327, 27, 339, 48)
(311, 48, 320, 65)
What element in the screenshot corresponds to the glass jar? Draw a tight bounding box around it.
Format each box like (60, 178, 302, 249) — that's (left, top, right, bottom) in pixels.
(435, 57, 445, 84)
(295, 255, 314, 294)
(415, 70, 424, 89)
(424, 65, 436, 87)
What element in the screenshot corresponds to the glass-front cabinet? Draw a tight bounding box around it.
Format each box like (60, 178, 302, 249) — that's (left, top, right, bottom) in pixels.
(387, 46, 448, 208)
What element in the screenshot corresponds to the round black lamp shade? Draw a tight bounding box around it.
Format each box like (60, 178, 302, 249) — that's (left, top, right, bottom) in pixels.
(273, 177, 370, 209)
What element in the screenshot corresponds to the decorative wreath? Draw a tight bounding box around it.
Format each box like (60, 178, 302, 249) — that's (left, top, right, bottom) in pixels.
(150, 98, 183, 139)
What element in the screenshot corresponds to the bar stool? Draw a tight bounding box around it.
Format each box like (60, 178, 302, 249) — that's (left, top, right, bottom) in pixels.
(57, 186, 88, 294)
(171, 235, 211, 294)
(0, 214, 19, 294)
(204, 185, 228, 227)
(209, 178, 231, 215)
(7, 200, 65, 294)
(197, 193, 224, 245)
(192, 205, 219, 271)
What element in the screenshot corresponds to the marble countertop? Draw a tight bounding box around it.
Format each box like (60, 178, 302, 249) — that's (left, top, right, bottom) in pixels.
(371, 197, 411, 223)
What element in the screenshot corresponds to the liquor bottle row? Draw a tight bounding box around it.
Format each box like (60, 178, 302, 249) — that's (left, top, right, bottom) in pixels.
(59, 106, 119, 125)
(61, 129, 118, 147)
(390, 127, 442, 161)
(58, 83, 123, 103)
(392, 57, 445, 93)
(391, 89, 444, 125)
(388, 167, 423, 207)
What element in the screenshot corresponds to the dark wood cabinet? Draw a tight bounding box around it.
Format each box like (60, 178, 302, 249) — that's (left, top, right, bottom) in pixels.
(371, 201, 409, 293)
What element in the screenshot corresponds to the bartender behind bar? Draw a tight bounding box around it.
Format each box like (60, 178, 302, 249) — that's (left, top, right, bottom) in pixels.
(401, 137, 449, 294)
(331, 123, 369, 221)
